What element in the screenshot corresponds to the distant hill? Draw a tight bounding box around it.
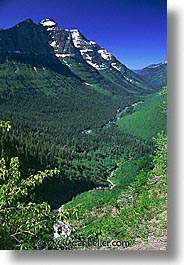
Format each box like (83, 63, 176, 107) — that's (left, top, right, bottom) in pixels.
(137, 61, 167, 90)
(132, 69, 141, 74)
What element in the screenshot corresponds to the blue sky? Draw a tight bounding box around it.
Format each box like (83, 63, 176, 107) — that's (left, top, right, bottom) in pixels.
(0, 0, 167, 69)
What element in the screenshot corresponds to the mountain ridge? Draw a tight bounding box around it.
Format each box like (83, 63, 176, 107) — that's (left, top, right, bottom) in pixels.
(0, 18, 155, 98)
(39, 18, 153, 95)
(137, 60, 167, 90)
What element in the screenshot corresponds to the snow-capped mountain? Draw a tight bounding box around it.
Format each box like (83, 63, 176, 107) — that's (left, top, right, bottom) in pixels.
(40, 18, 115, 68)
(40, 19, 82, 59)
(40, 18, 124, 70)
(0, 18, 154, 96)
(40, 18, 152, 93)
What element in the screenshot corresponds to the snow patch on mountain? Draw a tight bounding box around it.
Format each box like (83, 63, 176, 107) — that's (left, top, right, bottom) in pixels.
(50, 41, 57, 47)
(87, 60, 107, 70)
(85, 54, 93, 61)
(33, 66, 38, 72)
(98, 49, 112, 61)
(80, 49, 93, 56)
(63, 59, 71, 67)
(70, 29, 82, 48)
(111, 62, 121, 71)
(123, 75, 133, 82)
(46, 27, 57, 31)
(85, 82, 93, 86)
(56, 54, 71, 58)
(40, 19, 57, 27)
(86, 61, 98, 69)
(89, 41, 96, 45)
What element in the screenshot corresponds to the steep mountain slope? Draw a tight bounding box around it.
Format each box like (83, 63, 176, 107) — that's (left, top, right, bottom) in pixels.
(0, 19, 78, 78)
(0, 54, 122, 134)
(138, 61, 167, 90)
(0, 19, 53, 55)
(0, 18, 155, 133)
(40, 18, 153, 95)
(0, 19, 118, 132)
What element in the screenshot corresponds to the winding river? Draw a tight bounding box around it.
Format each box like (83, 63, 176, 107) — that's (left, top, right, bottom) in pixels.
(103, 100, 143, 129)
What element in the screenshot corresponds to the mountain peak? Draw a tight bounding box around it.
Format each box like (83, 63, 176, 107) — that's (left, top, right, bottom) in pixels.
(40, 18, 57, 27)
(25, 18, 34, 24)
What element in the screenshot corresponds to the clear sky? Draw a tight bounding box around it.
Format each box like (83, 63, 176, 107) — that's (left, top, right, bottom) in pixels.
(0, 0, 167, 69)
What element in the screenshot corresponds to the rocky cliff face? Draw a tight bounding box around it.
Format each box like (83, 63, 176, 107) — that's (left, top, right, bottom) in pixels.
(40, 18, 153, 93)
(0, 18, 154, 95)
(40, 19, 82, 60)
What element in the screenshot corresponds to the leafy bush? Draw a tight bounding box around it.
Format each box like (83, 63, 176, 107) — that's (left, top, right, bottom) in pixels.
(0, 121, 60, 249)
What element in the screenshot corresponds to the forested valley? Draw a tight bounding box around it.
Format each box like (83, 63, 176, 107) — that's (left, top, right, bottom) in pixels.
(0, 52, 155, 209)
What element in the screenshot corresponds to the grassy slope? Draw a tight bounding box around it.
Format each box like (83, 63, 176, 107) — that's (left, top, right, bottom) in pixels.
(118, 93, 167, 140)
(0, 57, 122, 131)
(60, 134, 167, 249)
(60, 57, 154, 98)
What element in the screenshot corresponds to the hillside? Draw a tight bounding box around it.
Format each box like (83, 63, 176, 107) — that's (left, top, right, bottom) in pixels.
(57, 132, 167, 250)
(138, 61, 167, 90)
(117, 92, 167, 140)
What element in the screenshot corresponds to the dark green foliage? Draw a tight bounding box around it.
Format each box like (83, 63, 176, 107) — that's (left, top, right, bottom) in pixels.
(0, 19, 53, 55)
(0, 122, 60, 250)
(60, 56, 153, 97)
(0, 50, 154, 208)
